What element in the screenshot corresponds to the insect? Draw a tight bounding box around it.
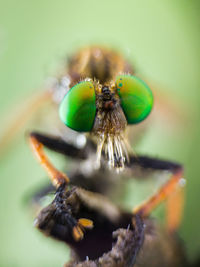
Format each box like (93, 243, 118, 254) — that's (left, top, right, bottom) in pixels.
(0, 46, 184, 157)
(28, 47, 186, 266)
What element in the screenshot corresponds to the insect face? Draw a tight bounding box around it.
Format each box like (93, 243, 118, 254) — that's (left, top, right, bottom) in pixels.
(59, 75, 153, 169)
(28, 47, 186, 266)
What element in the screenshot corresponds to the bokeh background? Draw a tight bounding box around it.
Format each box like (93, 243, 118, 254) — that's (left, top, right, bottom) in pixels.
(0, 0, 200, 266)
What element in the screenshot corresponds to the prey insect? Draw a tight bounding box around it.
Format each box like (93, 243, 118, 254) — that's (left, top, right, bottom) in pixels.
(28, 47, 186, 266)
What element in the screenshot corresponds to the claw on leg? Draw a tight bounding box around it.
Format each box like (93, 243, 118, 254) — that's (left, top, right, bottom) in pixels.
(73, 218, 94, 241)
(73, 225, 84, 241)
(78, 218, 94, 229)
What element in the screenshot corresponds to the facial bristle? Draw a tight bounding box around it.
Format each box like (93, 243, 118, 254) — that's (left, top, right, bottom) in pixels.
(96, 133, 129, 171)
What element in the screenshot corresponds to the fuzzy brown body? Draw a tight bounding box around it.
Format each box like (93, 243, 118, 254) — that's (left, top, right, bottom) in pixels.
(68, 46, 134, 86)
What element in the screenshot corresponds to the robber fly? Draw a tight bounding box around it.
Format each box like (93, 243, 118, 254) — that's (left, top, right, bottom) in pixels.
(0, 46, 184, 158)
(26, 46, 187, 266)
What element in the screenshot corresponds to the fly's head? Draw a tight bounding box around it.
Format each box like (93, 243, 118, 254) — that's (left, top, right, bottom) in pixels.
(59, 75, 153, 171)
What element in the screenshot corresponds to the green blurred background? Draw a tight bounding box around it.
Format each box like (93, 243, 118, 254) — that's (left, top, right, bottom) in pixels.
(0, 0, 200, 266)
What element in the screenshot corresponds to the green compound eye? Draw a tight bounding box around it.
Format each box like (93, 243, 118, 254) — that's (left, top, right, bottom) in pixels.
(59, 81, 96, 132)
(116, 75, 153, 124)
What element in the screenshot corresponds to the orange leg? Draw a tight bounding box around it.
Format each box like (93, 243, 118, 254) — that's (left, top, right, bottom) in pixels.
(141, 77, 191, 128)
(133, 167, 185, 232)
(0, 89, 52, 157)
(29, 133, 69, 187)
(29, 132, 93, 241)
(166, 184, 185, 232)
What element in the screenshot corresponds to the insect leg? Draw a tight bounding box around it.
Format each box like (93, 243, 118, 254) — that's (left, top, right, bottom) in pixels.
(145, 79, 189, 128)
(29, 132, 93, 159)
(129, 156, 185, 232)
(29, 132, 69, 187)
(0, 89, 52, 157)
(29, 132, 94, 240)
